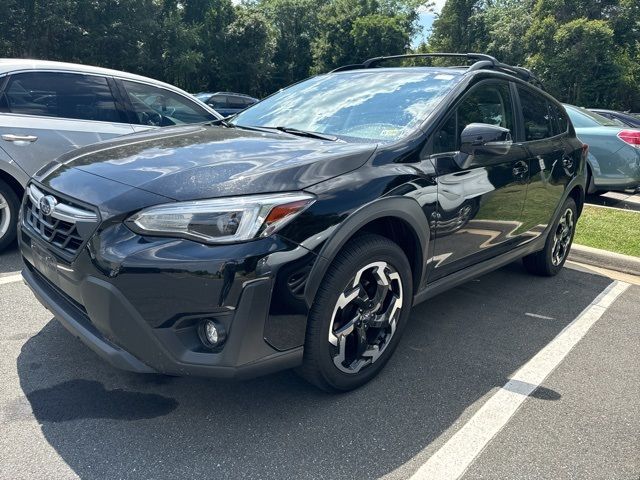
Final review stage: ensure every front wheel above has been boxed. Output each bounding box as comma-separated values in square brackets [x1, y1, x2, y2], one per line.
[523, 197, 577, 276]
[0, 179, 20, 252]
[298, 234, 413, 392]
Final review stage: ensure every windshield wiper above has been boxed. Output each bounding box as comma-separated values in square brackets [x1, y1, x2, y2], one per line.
[208, 117, 236, 128]
[264, 126, 338, 141]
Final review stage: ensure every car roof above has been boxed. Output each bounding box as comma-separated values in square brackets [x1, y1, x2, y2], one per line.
[0, 58, 185, 93]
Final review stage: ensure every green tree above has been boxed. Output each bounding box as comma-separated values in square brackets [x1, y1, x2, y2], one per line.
[351, 14, 412, 59]
[258, 0, 323, 91]
[155, 8, 204, 90]
[220, 7, 276, 96]
[429, 0, 482, 53]
[527, 18, 620, 106]
[195, 0, 236, 91]
[524, 0, 640, 108]
[476, 0, 534, 66]
[312, 0, 419, 73]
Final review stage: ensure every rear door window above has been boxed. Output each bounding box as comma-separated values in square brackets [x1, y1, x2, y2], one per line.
[208, 95, 228, 110]
[0, 72, 124, 123]
[122, 80, 215, 126]
[227, 96, 247, 110]
[517, 86, 554, 141]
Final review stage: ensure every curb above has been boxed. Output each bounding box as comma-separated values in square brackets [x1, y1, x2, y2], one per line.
[569, 244, 640, 276]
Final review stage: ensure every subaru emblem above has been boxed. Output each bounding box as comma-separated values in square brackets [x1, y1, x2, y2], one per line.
[39, 195, 57, 216]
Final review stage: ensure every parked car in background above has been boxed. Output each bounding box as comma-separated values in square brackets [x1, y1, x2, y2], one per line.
[564, 105, 640, 193]
[19, 53, 587, 392]
[194, 92, 259, 116]
[0, 59, 221, 251]
[588, 109, 640, 128]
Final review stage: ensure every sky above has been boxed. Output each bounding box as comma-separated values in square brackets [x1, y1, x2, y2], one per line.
[413, 0, 446, 47]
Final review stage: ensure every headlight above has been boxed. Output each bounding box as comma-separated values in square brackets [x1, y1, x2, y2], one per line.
[126, 192, 315, 244]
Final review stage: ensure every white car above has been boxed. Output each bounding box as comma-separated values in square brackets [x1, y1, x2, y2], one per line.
[0, 59, 221, 250]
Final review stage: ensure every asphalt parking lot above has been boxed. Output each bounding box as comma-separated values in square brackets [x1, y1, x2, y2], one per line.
[1, 244, 638, 480]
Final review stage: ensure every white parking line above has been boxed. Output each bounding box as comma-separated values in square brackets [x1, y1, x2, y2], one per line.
[524, 312, 555, 320]
[0, 273, 23, 285]
[409, 280, 630, 480]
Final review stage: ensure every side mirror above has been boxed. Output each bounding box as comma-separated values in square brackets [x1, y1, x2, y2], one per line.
[460, 123, 513, 156]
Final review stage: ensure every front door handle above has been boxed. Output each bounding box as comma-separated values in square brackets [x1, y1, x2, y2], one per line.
[2, 134, 38, 143]
[512, 161, 528, 178]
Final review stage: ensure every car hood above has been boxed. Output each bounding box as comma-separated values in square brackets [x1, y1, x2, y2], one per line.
[39, 125, 377, 201]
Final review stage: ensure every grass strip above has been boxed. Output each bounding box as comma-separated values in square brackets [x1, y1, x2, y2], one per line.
[575, 205, 640, 257]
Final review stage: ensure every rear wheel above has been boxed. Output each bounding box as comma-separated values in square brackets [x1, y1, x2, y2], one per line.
[298, 234, 413, 392]
[586, 165, 605, 195]
[0, 179, 19, 252]
[523, 197, 577, 276]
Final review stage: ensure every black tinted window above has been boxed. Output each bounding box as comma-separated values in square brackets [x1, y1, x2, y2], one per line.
[434, 81, 514, 154]
[122, 80, 215, 126]
[1, 72, 123, 122]
[227, 96, 247, 109]
[518, 87, 554, 141]
[208, 95, 228, 109]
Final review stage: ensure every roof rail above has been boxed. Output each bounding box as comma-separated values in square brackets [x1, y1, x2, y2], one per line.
[330, 53, 545, 90]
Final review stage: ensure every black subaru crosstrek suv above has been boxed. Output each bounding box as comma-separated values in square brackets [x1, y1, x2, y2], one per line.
[19, 54, 587, 391]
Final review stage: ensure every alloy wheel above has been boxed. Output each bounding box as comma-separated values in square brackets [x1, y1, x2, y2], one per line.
[0, 193, 11, 239]
[328, 261, 403, 374]
[551, 208, 574, 266]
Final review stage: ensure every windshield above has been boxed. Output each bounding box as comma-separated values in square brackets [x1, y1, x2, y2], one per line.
[564, 105, 623, 128]
[233, 69, 463, 141]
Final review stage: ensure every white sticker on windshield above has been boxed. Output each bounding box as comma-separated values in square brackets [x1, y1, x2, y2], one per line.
[434, 74, 455, 80]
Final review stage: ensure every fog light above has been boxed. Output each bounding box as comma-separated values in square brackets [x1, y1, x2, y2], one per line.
[198, 319, 226, 349]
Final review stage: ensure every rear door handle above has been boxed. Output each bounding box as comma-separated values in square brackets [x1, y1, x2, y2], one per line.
[2, 134, 38, 143]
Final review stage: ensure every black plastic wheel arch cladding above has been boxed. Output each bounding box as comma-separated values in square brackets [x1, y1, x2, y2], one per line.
[300, 196, 431, 309]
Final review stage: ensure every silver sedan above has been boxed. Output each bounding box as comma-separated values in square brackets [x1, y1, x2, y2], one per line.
[0, 59, 221, 251]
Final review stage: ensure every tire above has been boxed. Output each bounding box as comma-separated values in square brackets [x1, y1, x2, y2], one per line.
[523, 197, 577, 276]
[298, 234, 413, 392]
[0, 179, 20, 252]
[586, 165, 605, 195]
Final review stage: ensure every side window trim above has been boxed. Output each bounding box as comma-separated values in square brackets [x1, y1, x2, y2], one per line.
[510, 81, 526, 143]
[105, 77, 133, 124]
[0, 75, 8, 111]
[112, 77, 139, 124]
[554, 103, 570, 137]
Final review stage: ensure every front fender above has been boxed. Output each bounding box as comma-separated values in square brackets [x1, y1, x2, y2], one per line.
[0, 146, 30, 189]
[303, 196, 431, 307]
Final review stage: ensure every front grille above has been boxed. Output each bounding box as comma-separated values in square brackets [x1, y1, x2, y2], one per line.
[22, 184, 100, 259]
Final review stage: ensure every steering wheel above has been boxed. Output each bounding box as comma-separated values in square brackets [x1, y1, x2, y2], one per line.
[141, 111, 163, 127]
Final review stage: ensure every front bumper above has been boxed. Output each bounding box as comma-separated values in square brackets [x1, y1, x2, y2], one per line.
[19, 222, 312, 379]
